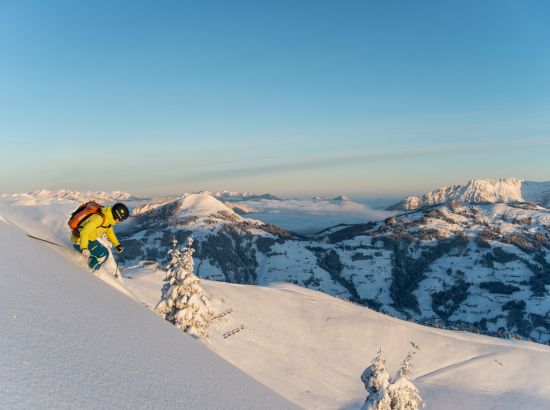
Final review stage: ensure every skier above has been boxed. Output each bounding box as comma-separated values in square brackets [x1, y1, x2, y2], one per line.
[70, 202, 129, 271]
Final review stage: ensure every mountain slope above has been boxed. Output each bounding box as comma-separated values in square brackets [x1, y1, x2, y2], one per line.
[388, 178, 550, 210]
[124, 265, 550, 410]
[0, 220, 296, 410]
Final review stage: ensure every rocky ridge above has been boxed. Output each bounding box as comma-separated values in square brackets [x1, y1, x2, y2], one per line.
[388, 178, 550, 210]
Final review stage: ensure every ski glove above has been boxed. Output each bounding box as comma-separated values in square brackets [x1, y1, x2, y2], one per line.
[81, 249, 91, 258]
[115, 245, 124, 254]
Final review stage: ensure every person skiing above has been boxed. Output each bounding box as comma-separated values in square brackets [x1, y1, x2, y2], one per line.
[70, 202, 129, 271]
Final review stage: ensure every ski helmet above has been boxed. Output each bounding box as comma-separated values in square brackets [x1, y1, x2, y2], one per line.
[112, 203, 129, 221]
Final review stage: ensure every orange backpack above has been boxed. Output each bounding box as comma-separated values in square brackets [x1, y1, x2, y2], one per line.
[68, 201, 106, 237]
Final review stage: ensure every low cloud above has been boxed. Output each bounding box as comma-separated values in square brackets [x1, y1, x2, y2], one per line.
[237, 197, 395, 234]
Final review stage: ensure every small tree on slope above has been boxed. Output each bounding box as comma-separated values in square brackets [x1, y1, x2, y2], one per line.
[361, 349, 392, 410]
[361, 349, 424, 410]
[388, 351, 424, 410]
[155, 238, 213, 338]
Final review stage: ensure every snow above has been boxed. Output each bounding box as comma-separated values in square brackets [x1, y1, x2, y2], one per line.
[0, 195, 76, 245]
[0, 219, 296, 409]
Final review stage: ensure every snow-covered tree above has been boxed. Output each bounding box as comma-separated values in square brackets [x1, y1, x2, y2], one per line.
[155, 238, 213, 338]
[160, 239, 182, 294]
[361, 348, 424, 410]
[361, 349, 392, 410]
[388, 351, 424, 410]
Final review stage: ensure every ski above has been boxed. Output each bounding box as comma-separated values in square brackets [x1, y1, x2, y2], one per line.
[27, 234, 121, 279]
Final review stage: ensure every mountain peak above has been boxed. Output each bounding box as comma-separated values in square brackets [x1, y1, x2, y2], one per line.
[175, 192, 237, 217]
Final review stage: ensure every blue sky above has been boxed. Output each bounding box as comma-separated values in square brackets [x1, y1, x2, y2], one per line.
[1, 0, 549, 197]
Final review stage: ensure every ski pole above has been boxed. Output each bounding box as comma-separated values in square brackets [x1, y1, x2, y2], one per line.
[26, 234, 63, 247]
[112, 251, 121, 278]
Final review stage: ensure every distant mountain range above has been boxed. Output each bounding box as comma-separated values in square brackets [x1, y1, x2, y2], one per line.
[388, 178, 550, 210]
[0, 190, 136, 205]
[312, 195, 351, 201]
[211, 191, 281, 202]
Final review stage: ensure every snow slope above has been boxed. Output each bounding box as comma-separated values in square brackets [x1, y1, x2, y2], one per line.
[0, 220, 296, 409]
[124, 267, 550, 410]
[389, 178, 550, 210]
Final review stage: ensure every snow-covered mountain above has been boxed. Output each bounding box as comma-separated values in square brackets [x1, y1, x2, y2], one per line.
[3, 201, 550, 409]
[388, 178, 550, 210]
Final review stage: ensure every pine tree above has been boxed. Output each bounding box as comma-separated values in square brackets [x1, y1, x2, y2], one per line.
[388, 351, 424, 410]
[361, 349, 392, 410]
[161, 239, 182, 295]
[155, 238, 213, 338]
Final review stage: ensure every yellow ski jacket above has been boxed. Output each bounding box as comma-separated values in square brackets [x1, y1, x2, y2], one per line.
[71, 206, 121, 250]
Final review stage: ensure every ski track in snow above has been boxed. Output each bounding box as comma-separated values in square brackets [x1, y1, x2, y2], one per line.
[415, 352, 499, 381]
